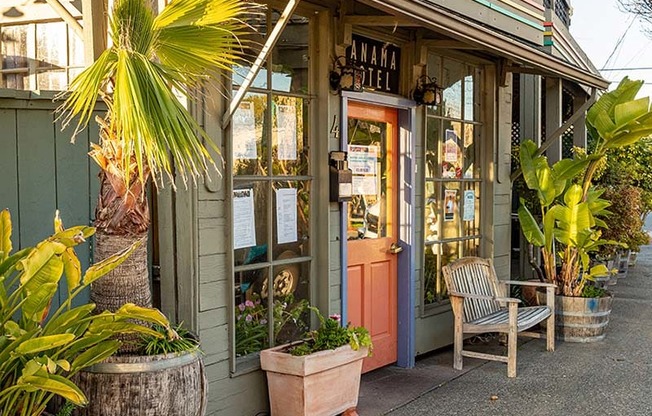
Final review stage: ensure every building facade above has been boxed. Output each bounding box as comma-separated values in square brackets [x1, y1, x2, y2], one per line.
[0, 0, 607, 415]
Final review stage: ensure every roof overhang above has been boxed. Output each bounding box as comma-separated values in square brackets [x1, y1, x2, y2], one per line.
[358, 0, 610, 90]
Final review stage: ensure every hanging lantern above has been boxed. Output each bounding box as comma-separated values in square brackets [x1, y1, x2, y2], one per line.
[412, 75, 442, 106]
[329, 56, 364, 93]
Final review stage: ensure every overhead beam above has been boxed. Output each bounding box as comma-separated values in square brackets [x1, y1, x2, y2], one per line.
[44, 0, 84, 40]
[223, 0, 300, 128]
[82, 0, 107, 64]
[342, 15, 413, 26]
[510, 89, 596, 182]
[421, 40, 481, 50]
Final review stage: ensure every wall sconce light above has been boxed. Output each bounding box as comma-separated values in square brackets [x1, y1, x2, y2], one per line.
[412, 75, 442, 106]
[329, 56, 364, 92]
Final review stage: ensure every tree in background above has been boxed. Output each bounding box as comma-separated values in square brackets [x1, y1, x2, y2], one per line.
[619, 0, 652, 34]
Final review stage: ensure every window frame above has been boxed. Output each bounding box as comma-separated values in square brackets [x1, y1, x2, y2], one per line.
[228, 9, 315, 375]
[420, 54, 485, 316]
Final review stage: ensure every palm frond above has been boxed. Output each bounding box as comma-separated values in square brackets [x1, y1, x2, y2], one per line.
[57, 0, 255, 188]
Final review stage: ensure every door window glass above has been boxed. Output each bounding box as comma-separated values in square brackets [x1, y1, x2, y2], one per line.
[347, 118, 390, 240]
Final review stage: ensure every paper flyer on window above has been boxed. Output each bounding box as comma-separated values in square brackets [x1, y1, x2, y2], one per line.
[233, 188, 256, 249]
[352, 175, 378, 196]
[276, 104, 297, 160]
[444, 189, 457, 222]
[276, 188, 298, 244]
[348, 145, 378, 175]
[463, 190, 475, 221]
[232, 102, 257, 160]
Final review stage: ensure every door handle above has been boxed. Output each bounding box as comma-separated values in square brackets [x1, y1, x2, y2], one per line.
[389, 243, 403, 254]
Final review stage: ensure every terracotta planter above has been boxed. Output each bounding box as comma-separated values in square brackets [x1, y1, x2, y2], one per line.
[537, 291, 613, 343]
[260, 343, 368, 416]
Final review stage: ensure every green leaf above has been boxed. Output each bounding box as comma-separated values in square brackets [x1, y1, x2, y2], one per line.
[614, 96, 649, 127]
[551, 158, 590, 182]
[70, 341, 121, 371]
[0, 209, 12, 261]
[605, 128, 652, 149]
[517, 203, 545, 247]
[592, 110, 617, 139]
[50, 226, 96, 248]
[22, 282, 59, 322]
[43, 304, 95, 335]
[589, 264, 609, 277]
[18, 373, 88, 406]
[0, 247, 32, 278]
[82, 238, 142, 285]
[18, 241, 66, 287]
[62, 248, 82, 294]
[15, 334, 76, 355]
[115, 303, 170, 327]
[62, 333, 113, 357]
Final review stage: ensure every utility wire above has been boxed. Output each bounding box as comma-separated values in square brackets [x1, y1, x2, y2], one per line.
[601, 15, 637, 70]
[601, 67, 652, 71]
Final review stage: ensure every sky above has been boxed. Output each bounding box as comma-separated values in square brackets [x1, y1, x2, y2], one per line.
[570, 0, 652, 97]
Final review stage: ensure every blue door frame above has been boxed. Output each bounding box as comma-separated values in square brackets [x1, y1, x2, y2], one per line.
[339, 92, 417, 368]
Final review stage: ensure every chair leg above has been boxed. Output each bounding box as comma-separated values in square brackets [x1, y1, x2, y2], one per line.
[546, 287, 555, 351]
[507, 303, 517, 378]
[451, 297, 464, 371]
[546, 314, 555, 351]
[453, 324, 463, 371]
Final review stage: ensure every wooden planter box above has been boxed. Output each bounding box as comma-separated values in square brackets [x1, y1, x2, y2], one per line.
[260, 343, 368, 416]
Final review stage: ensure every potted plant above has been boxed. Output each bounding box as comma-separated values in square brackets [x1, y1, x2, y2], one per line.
[260, 308, 372, 416]
[54, 0, 253, 414]
[0, 209, 172, 416]
[517, 77, 652, 342]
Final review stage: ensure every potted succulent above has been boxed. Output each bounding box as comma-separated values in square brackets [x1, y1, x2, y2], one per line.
[0, 209, 172, 416]
[260, 307, 372, 416]
[54, 0, 253, 414]
[517, 77, 652, 342]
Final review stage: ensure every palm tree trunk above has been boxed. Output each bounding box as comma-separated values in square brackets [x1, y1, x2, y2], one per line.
[91, 169, 152, 313]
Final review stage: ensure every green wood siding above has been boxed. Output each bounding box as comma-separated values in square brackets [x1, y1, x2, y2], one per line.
[0, 97, 101, 310]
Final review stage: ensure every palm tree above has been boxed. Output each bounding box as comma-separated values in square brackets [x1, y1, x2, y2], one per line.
[57, 0, 252, 317]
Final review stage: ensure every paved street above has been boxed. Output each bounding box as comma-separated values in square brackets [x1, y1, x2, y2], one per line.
[361, 245, 652, 416]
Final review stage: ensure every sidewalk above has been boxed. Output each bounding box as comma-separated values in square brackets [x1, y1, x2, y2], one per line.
[358, 245, 652, 416]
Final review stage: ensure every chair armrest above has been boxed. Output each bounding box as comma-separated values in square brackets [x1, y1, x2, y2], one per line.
[502, 280, 556, 288]
[449, 291, 522, 304]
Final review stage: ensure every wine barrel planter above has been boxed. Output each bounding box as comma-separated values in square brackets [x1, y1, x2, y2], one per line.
[74, 349, 207, 416]
[537, 292, 613, 343]
[617, 250, 630, 278]
[629, 251, 639, 268]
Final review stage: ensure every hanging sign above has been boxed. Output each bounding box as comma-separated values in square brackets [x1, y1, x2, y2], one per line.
[346, 34, 401, 94]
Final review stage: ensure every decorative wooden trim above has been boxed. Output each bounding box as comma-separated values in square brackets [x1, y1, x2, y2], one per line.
[472, 0, 545, 30]
[44, 0, 83, 39]
[342, 15, 413, 26]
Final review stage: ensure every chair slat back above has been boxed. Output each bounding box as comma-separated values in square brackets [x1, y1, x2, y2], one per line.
[442, 257, 502, 322]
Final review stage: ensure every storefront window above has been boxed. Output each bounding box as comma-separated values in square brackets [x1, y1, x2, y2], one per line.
[231, 11, 312, 369]
[422, 55, 483, 308]
[1, 21, 84, 90]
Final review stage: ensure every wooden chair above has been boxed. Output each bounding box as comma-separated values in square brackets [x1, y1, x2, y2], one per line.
[442, 257, 555, 377]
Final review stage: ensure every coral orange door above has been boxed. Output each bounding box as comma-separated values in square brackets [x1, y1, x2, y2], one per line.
[346, 102, 398, 373]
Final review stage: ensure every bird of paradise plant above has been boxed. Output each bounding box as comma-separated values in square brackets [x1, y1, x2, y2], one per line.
[518, 77, 652, 297]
